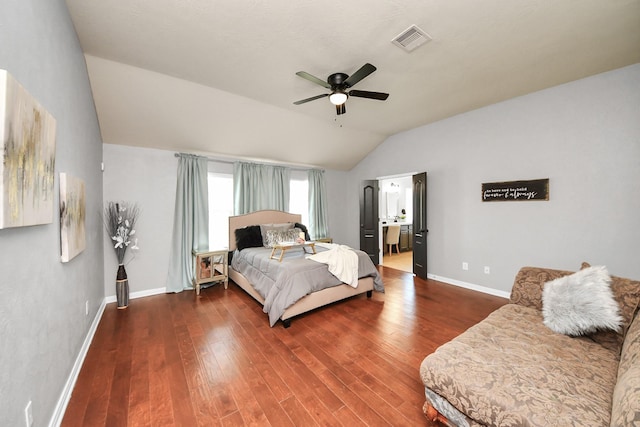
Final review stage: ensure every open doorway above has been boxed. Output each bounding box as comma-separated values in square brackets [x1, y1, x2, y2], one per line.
[378, 175, 413, 273]
[360, 172, 427, 278]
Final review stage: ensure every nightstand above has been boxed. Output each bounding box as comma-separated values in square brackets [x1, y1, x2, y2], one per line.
[315, 237, 333, 243]
[192, 248, 228, 295]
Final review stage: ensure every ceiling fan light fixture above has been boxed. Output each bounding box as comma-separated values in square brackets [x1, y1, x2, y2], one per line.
[294, 64, 388, 114]
[329, 92, 348, 105]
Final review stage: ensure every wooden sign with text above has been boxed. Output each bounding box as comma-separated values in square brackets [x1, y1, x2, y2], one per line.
[482, 179, 549, 202]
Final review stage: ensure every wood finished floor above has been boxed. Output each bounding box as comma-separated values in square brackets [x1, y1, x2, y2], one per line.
[62, 266, 507, 426]
[381, 251, 413, 273]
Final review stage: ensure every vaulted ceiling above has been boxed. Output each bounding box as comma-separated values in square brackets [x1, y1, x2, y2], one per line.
[65, 0, 640, 170]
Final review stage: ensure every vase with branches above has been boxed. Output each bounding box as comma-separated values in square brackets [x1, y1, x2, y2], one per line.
[104, 201, 140, 308]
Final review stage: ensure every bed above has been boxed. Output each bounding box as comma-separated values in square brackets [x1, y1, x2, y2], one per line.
[228, 210, 384, 327]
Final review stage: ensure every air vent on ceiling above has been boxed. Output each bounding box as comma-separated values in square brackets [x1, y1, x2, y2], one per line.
[391, 25, 432, 52]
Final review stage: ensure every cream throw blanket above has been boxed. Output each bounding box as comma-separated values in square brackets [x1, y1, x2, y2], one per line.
[307, 244, 359, 287]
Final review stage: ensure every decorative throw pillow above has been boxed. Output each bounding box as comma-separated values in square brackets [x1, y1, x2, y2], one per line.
[264, 228, 302, 248]
[260, 223, 293, 246]
[542, 265, 623, 336]
[234, 225, 263, 251]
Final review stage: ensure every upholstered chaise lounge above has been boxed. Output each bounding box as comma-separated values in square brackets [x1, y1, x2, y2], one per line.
[420, 265, 640, 426]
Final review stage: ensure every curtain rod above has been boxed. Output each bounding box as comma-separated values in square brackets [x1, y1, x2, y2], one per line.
[174, 152, 322, 172]
[174, 153, 234, 164]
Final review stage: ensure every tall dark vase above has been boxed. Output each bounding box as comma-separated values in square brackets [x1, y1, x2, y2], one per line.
[116, 264, 129, 309]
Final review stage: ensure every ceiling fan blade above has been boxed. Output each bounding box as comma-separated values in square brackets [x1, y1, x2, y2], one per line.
[336, 103, 346, 115]
[348, 89, 389, 101]
[295, 71, 331, 89]
[293, 93, 329, 105]
[344, 63, 376, 88]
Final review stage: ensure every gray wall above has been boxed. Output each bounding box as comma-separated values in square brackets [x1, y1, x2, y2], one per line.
[102, 144, 177, 296]
[324, 169, 350, 242]
[0, 1, 104, 426]
[345, 64, 640, 293]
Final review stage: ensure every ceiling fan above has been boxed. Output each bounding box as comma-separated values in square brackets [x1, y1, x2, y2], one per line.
[293, 63, 389, 115]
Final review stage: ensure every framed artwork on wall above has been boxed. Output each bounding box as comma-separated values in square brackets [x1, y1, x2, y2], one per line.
[0, 69, 57, 229]
[482, 179, 549, 202]
[60, 173, 86, 262]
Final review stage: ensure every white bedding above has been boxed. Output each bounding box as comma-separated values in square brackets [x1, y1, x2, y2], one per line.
[307, 244, 359, 287]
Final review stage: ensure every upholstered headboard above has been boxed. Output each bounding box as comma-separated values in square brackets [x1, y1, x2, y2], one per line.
[228, 210, 302, 251]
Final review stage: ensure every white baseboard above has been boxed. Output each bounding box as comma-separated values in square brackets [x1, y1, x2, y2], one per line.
[104, 287, 166, 304]
[48, 299, 107, 427]
[427, 273, 511, 299]
[49, 286, 165, 426]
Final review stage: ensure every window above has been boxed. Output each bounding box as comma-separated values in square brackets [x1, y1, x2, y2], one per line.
[289, 173, 309, 227]
[208, 171, 309, 249]
[207, 173, 234, 249]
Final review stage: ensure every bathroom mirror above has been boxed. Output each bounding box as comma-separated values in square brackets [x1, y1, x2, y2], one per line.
[386, 191, 399, 219]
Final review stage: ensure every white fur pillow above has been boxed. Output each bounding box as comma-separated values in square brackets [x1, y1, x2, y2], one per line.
[542, 265, 622, 336]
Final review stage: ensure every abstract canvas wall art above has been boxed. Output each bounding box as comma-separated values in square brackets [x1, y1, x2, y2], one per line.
[0, 69, 57, 229]
[60, 173, 86, 262]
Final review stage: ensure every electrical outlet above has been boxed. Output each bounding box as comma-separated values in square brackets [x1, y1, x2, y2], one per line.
[25, 400, 33, 427]
[462, 262, 469, 271]
[85, 300, 89, 316]
[484, 266, 490, 274]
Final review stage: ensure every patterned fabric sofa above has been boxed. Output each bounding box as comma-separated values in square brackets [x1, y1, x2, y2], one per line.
[420, 265, 640, 426]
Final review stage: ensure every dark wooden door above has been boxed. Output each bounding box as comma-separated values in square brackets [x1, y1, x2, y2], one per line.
[412, 172, 428, 279]
[359, 180, 379, 265]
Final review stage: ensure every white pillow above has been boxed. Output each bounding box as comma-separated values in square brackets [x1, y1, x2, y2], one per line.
[542, 265, 622, 336]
